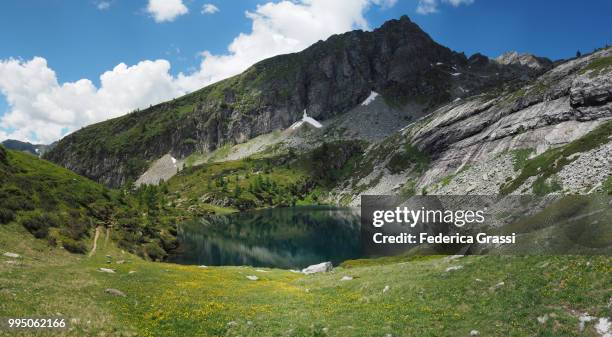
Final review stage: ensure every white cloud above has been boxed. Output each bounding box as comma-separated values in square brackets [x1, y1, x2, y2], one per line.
[96, 1, 111, 10]
[416, 0, 438, 14]
[177, 0, 381, 90]
[445, 0, 474, 6]
[146, 0, 188, 23]
[417, 0, 474, 14]
[201, 4, 219, 14]
[0, 0, 395, 143]
[372, 0, 398, 9]
[0, 58, 184, 143]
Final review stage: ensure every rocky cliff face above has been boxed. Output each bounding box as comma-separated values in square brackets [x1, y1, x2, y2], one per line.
[327, 47, 612, 204]
[45, 16, 544, 187]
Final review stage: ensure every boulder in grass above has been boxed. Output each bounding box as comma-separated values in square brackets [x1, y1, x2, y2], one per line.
[301, 262, 333, 274]
[246, 275, 259, 281]
[3, 252, 20, 258]
[98, 268, 116, 273]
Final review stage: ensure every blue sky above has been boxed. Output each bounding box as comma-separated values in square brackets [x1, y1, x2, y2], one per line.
[0, 0, 610, 143]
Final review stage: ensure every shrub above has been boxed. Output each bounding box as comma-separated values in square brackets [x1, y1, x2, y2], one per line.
[386, 144, 430, 174]
[144, 242, 167, 261]
[0, 208, 16, 224]
[61, 237, 88, 254]
[20, 212, 59, 239]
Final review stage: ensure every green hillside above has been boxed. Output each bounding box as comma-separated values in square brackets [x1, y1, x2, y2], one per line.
[0, 146, 177, 260]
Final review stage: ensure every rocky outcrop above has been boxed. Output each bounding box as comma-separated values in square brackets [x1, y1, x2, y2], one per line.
[330, 48, 612, 204]
[495, 51, 552, 70]
[45, 16, 543, 187]
[409, 48, 612, 189]
[302, 261, 333, 274]
[135, 154, 180, 187]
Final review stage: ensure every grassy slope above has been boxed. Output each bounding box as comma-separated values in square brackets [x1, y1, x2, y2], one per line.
[1, 227, 610, 337]
[0, 147, 178, 260]
[164, 140, 365, 214]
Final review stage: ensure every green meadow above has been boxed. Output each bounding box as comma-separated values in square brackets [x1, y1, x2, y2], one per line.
[1, 221, 610, 337]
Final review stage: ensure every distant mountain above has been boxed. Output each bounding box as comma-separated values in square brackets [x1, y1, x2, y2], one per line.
[45, 15, 548, 187]
[1, 139, 55, 157]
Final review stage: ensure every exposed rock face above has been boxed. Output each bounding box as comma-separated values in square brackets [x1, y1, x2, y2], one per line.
[495, 51, 552, 70]
[45, 16, 543, 187]
[135, 154, 180, 187]
[330, 48, 612, 204]
[407, 49, 612, 190]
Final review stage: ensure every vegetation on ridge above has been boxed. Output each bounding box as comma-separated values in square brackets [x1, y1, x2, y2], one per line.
[0, 146, 178, 260]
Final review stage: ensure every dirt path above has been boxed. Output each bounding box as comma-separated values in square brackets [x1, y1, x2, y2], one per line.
[89, 227, 102, 257]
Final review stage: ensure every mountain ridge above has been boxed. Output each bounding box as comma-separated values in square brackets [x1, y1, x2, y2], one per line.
[44, 15, 547, 187]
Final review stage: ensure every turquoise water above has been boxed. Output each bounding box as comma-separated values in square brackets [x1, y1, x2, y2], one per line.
[168, 206, 362, 269]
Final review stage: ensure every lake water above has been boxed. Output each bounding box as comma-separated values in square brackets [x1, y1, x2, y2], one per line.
[168, 206, 363, 269]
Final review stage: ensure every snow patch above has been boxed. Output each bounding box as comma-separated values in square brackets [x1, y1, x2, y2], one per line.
[451, 72, 462, 76]
[290, 110, 322, 129]
[290, 120, 304, 130]
[361, 91, 379, 106]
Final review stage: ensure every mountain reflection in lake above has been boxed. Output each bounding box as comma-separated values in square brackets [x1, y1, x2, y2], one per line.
[168, 206, 362, 269]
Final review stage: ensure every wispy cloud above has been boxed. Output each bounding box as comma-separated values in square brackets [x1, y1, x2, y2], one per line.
[96, 1, 111, 10]
[417, 0, 474, 15]
[201, 4, 219, 15]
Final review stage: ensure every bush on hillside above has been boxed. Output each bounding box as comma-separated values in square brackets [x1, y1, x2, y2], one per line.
[20, 212, 59, 239]
[61, 237, 88, 254]
[0, 208, 16, 224]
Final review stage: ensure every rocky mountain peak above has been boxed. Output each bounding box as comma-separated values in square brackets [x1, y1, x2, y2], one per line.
[495, 51, 552, 70]
[45, 16, 553, 187]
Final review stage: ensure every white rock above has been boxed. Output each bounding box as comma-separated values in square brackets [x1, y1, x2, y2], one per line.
[383, 285, 390, 293]
[537, 314, 549, 324]
[302, 262, 333, 274]
[198, 265, 208, 268]
[445, 265, 464, 272]
[579, 314, 595, 331]
[470, 330, 480, 336]
[98, 268, 116, 273]
[595, 317, 610, 337]
[246, 275, 259, 281]
[340, 276, 353, 281]
[3, 252, 20, 258]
